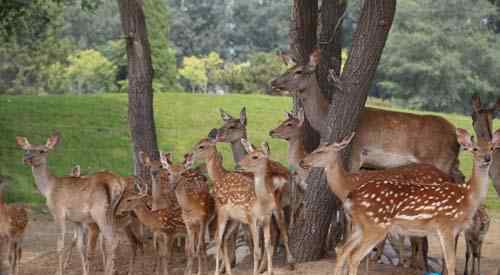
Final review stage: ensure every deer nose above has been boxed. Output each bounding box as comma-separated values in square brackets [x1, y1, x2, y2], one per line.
[269, 130, 274, 136]
[484, 155, 492, 163]
[299, 160, 305, 168]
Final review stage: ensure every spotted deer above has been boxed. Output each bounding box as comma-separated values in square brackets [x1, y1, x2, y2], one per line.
[299, 133, 455, 269]
[271, 49, 464, 184]
[325, 128, 500, 275]
[162, 152, 214, 275]
[117, 181, 186, 275]
[0, 177, 28, 275]
[191, 138, 294, 275]
[16, 133, 125, 275]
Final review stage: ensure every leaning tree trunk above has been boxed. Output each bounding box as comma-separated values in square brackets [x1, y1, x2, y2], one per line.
[291, 0, 397, 261]
[117, 0, 159, 184]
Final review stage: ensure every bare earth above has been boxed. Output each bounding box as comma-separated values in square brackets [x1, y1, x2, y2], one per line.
[9, 209, 500, 275]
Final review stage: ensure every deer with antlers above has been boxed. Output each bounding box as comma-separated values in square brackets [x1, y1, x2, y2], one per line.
[117, 178, 186, 275]
[191, 137, 294, 275]
[159, 151, 213, 275]
[304, 128, 499, 275]
[16, 133, 125, 275]
[0, 176, 28, 275]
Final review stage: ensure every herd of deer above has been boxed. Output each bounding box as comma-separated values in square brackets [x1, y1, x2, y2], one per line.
[1, 50, 500, 275]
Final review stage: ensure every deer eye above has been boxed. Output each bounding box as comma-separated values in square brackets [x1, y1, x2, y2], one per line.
[39, 150, 46, 154]
[286, 123, 293, 127]
[473, 147, 478, 152]
[294, 70, 303, 75]
[198, 146, 205, 149]
[252, 156, 258, 160]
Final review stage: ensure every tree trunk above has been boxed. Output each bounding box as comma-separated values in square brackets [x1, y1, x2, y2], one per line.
[290, 0, 397, 262]
[117, 0, 159, 184]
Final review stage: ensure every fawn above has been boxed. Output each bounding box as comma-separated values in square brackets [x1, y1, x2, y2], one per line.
[0, 176, 28, 275]
[322, 128, 500, 275]
[118, 181, 186, 275]
[162, 152, 213, 275]
[16, 132, 125, 275]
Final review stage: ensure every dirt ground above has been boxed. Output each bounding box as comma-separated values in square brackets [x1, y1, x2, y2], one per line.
[8, 210, 500, 275]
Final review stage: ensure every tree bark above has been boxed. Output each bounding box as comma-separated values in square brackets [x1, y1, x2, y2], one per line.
[117, 0, 159, 184]
[290, 0, 397, 261]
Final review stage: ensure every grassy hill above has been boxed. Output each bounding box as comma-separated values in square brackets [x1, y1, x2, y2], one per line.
[1, 93, 499, 209]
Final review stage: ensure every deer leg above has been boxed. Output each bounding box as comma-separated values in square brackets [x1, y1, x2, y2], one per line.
[347, 228, 387, 275]
[124, 225, 141, 275]
[464, 236, 471, 275]
[334, 224, 363, 275]
[272, 207, 295, 269]
[197, 220, 208, 275]
[249, 219, 261, 275]
[222, 221, 239, 275]
[55, 219, 68, 275]
[437, 230, 457, 275]
[164, 235, 174, 275]
[8, 241, 15, 275]
[215, 212, 229, 275]
[185, 224, 195, 275]
[263, 216, 273, 275]
[76, 225, 90, 275]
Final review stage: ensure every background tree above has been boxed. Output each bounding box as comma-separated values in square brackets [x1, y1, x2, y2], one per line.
[289, 0, 396, 261]
[117, 0, 160, 183]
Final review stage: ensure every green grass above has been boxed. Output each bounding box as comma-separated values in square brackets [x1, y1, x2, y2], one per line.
[1, 93, 499, 209]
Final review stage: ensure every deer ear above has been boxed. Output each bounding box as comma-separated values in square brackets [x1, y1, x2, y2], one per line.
[333, 132, 356, 150]
[240, 107, 247, 126]
[71, 165, 81, 177]
[306, 48, 320, 71]
[183, 153, 194, 169]
[140, 151, 152, 166]
[220, 108, 233, 121]
[278, 50, 296, 66]
[261, 142, 270, 157]
[46, 132, 60, 150]
[285, 111, 294, 120]
[16, 136, 31, 150]
[471, 95, 482, 113]
[456, 128, 474, 150]
[160, 152, 172, 169]
[241, 138, 254, 153]
[297, 109, 305, 127]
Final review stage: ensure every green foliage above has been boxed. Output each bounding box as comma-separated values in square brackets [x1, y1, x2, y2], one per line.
[144, 0, 177, 91]
[179, 55, 209, 92]
[377, 0, 500, 113]
[242, 52, 287, 93]
[46, 49, 116, 94]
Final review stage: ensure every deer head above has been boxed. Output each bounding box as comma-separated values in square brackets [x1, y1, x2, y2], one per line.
[117, 180, 149, 214]
[162, 152, 191, 192]
[457, 128, 500, 169]
[191, 138, 218, 163]
[215, 107, 247, 143]
[299, 132, 356, 169]
[238, 139, 271, 173]
[16, 132, 60, 167]
[270, 49, 320, 94]
[269, 109, 305, 140]
[471, 95, 500, 141]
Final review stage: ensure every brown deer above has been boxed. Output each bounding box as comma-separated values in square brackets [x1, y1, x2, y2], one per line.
[462, 95, 498, 275]
[16, 133, 125, 275]
[162, 152, 213, 275]
[0, 176, 28, 275]
[271, 49, 464, 184]
[66, 164, 144, 275]
[191, 138, 294, 275]
[321, 128, 500, 275]
[117, 181, 186, 275]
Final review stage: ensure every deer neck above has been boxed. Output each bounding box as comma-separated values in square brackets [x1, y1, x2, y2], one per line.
[31, 163, 56, 197]
[299, 75, 330, 132]
[206, 152, 227, 186]
[132, 202, 155, 227]
[324, 155, 350, 202]
[230, 136, 248, 167]
[252, 162, 274, 201]
[466, 161, 491, 212]
[287, 131, 306, 170]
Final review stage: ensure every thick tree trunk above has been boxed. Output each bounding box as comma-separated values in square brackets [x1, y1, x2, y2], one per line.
[290, 0, 396, 262]
[117, 0, 159, 183]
